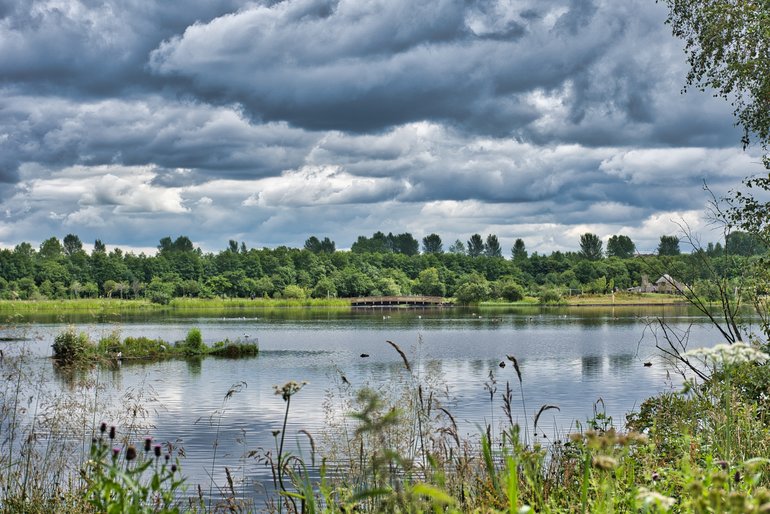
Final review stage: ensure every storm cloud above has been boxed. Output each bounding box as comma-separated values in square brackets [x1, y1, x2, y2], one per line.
[0, 0, 761, 254]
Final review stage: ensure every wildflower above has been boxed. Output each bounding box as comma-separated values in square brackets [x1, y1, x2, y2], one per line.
[109, 426, 116, 440]
[734, 470, 742, 483]
[144, 437, 152, 453]
[273, 380, 307, 401]
[112, 448, 121, 459]
[592, 455, 618, 470]
[165, 454, 170, 463]
[171, 464, 177, 473]
[652, 471, 660, 481]
[99, 422, 107, 434]
[637, 488, 676, 511]
[682, 343, 769, 368]
[125, 445, 137, 461]
[154, 445, 162, 458]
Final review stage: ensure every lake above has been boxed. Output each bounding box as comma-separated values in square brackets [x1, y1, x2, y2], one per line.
[1, 304, 718, 503]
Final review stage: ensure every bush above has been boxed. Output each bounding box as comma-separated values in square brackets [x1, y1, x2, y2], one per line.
[499, 280, 525, 302]
[52, 328, 91, 364]
[282, 285, 307, 299]
[182, 328, 203, 356]
[538, 288, 563, 304]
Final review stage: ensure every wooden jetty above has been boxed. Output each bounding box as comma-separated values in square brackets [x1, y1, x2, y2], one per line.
[350, 295, 448, 307]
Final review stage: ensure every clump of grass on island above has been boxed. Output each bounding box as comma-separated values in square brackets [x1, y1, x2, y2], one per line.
[52, 327, 258, 365]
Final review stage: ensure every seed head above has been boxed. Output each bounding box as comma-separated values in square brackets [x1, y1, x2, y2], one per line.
[144, 437, 152, 453]
[109, 426, 116, 440]
[125, 445, 137, 461]
[99, 422, 107, 434]
[171, 464, 177, 473]
[154, 445, 162, 458]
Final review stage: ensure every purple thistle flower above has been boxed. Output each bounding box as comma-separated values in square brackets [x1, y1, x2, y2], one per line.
[144, 437, 152, 453]
[171, 464, 177, 473]
[154, 445, 162, 458]
[100, 422, 107, 434]
[109, 426, 116, 440]
[112, 448, 121, 459]
[125, 445, 137, 461]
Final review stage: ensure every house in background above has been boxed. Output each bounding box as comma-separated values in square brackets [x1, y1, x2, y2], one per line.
[627, 274, 686, 294]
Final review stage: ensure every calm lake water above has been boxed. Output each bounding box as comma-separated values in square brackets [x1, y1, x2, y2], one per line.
[2, 305, 719, 502]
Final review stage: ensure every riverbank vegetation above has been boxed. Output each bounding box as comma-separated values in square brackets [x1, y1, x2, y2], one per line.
[0, 228, 764, 306]
[51, 326, 258, 365]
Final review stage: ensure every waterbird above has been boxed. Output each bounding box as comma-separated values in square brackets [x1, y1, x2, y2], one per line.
[643, 361, 652, 367]
[360, 353, 369, 358]
[499, 361, 506, 368]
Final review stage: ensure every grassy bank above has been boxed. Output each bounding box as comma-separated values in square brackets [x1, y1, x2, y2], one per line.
[0, 294, 693, 316]
[564, 292, 688, 305]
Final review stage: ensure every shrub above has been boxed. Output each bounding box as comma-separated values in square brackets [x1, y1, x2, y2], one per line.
[538, 288, 564, 305]
[282, 284, 307, 299]
[500, 280, 525, 302]
[182, 328, 203, 356]
[52, 328, 91, 364]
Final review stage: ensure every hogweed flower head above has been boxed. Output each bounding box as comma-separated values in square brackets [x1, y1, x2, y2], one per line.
[273, 380, 307, 401]
[637, 487, 676, 511]
[682, 343, 769, 368]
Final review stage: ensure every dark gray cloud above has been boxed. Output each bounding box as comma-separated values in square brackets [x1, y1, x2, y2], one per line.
[0, 0, 760, 254]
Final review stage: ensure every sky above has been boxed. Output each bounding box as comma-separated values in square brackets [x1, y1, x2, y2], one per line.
[0, 0, 764, 256]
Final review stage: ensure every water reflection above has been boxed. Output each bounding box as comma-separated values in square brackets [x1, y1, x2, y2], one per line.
[581, 355, 603, 377]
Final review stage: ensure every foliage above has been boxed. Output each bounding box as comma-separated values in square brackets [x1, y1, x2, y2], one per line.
[484, 234, 503, 257]
[606, 235, 636, 259]
[539, 288, 564, 304]
[512, 238, 527, 261]
[467, 234, 485, 257]
[454, 274, 490, 303]
[658, 235, 681, 256]
[421, 233, 443, 254]
[83, 426, 184, 513]
[51, 327, 92, 364]
[304, 236, 336, 254]
[182, 328, 204, 356]
[662, 0, 770, 164]
[579, 233, 603, 260]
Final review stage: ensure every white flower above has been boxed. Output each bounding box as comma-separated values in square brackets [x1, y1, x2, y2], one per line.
[682, 343, 769, 367]
[637, 487, 676, 510]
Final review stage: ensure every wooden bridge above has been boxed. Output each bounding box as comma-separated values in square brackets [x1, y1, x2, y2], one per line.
[350, 295, 448, 307]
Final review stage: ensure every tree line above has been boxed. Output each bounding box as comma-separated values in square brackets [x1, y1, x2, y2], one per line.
[0, 230, 764, 303]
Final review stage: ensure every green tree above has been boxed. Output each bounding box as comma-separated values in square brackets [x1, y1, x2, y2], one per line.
[483, 234, 502, 258]
[725, 230, 766, 256]
[39, 237, 63, 260]
[606, 235, 636, 259]
[579, 233, 603, 260]
[657, 235, 681, 256]
[422, 233, 443, 254]
[63, 234, 83, 257]
[512, 238, 527, 261]
[415, 267, 446, 297]
[467, 234, 484, 257]
[311, 277, 337, 298]
[93, 239, 106, 254]
[304, 236, 336, 253]
[448, 239, 466, 255]
[454, 274, 490, 303]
